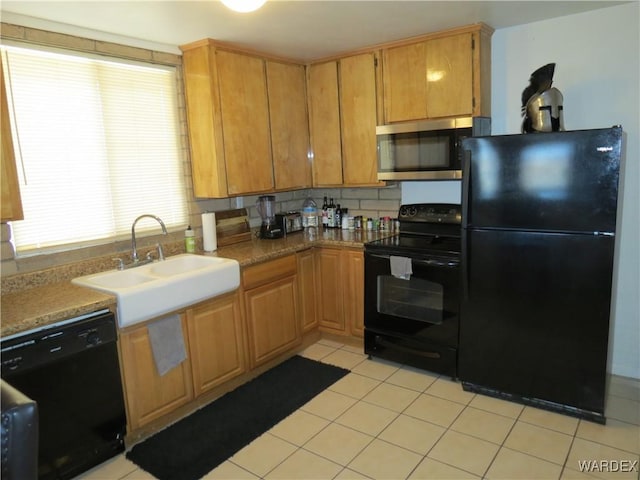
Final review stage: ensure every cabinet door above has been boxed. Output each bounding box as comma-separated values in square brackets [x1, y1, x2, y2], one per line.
[307, 61, 343, 186]
[244, 275, 301, 367]
[297, 248, 318, 333]
[382, 42, 428, 123]
[344, 249, 364, 337]
[119, 318, 194, 430]
[182, 43, 228, 198]
[186, 293, 246, 397]
[425, 32, 474, 118]
[217, 49, 274, 195]
[315, 248, 345, 333]
[339, 53, 379, 185]
[267, 61, 311, 190]
[1, 62, 23, 221]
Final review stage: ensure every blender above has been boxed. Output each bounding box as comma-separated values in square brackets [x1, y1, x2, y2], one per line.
[256, 195, 283, 239]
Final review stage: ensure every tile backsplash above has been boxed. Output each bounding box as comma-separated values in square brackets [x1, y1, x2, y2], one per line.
[212, 185, 403, 230]
[1, 185, 402, 277]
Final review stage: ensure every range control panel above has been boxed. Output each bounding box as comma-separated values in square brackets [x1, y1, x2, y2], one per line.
[398, 203, 462, 225]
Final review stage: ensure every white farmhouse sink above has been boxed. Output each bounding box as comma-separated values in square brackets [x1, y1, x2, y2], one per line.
[73, 254, 240, 328]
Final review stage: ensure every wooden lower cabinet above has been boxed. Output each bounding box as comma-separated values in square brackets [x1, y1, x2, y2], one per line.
[119, 316, 194, 431]
[242, 255, 302, 368]
[186, 292, 246, 397]
[297, 248, 318, 333]
[118, 248, 361, 432]
[344, 249, 365, 337]
[119, 292, 245, 430]
[315, 247, 364, 337]
[315, 247, 345, 333]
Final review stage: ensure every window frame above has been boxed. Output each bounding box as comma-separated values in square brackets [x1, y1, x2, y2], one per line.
[0, 36, 193, 259]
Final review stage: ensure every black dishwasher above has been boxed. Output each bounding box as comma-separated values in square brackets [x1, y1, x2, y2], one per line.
[1, 309, 126, 480]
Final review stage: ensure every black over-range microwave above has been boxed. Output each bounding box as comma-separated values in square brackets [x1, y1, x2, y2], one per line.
[376, 116, 491, 181]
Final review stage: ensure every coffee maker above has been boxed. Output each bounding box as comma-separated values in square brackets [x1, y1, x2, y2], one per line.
[256, 195, 283, 239]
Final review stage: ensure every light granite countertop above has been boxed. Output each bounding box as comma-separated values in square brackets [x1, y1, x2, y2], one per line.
[1, 228, 393, 337]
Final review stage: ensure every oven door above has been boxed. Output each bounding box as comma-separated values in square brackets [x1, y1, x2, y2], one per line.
[364, 251, 460, 376]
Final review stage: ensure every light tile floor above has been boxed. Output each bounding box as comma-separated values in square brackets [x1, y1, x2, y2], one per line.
[78, 338, 640, 480]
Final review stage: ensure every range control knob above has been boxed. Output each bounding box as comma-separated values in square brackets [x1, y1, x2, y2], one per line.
[407, 206, 418, 217]
[399, 206, 408, 217]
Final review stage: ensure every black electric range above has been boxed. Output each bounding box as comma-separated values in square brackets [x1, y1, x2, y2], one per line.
[364, 203, 462, 377]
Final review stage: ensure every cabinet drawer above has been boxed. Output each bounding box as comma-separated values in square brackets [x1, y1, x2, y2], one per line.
[242, 254, 297, 290]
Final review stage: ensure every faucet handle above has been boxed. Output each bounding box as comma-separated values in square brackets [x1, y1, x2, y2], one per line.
[145, 250, 155, 262]
[156, 243, 165, 261]
[112, 258, 124, 270]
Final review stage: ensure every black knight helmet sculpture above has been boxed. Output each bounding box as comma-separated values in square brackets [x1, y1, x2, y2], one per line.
[521, 63, 565, 133]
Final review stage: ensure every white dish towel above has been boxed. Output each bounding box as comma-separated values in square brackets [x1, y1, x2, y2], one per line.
[390, 255, 413, 280]
[147, 314, 187, 376]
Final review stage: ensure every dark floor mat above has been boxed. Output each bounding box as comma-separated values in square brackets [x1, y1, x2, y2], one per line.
[126, 355, 349, 480]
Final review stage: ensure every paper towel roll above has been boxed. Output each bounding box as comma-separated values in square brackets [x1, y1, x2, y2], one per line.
[202, 212, 217, 252]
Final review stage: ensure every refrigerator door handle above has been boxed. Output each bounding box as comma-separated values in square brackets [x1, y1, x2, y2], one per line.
[461, 229, 470, 302]
[461, 151, 471, 228]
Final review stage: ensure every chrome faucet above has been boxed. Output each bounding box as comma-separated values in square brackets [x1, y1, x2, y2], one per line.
[131, 214, 168, 264]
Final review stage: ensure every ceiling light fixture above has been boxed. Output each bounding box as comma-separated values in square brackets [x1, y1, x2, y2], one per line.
[221, 0, 267, 13]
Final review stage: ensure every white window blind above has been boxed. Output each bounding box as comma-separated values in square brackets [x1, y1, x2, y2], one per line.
[1, 44, 188, 255]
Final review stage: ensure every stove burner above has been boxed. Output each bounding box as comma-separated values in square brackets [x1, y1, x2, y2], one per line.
[366, 203, 462, 259]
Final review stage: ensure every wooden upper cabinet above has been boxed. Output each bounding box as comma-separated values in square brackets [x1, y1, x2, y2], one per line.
[1, 62, 24, 221]
[181, 41, 274, 197]
[266, 61, 311, 190]
[339, 52, 380, 186]
[383, 42, 429, 122]
[307, 61, 343, 186]
[182, 25, 491, 195]
[216, 50, 274, 195]
[382, 25, 493, 123]
[425, 32, 474, 119]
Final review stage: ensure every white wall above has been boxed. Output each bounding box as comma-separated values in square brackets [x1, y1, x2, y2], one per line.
[403, 2, 640, 379]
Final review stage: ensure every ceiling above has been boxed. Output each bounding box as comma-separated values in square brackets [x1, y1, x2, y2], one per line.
[0, 1, 627, 61]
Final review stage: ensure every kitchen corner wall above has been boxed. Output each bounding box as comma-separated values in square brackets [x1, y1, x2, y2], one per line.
[493, 3, 640, 381]
[0, 22, 404, 277]
[0, 22, 193, 277]
[400, 3, 640, 380]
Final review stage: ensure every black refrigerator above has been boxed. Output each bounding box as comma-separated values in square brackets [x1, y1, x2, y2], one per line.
[459, 126, 623, 424]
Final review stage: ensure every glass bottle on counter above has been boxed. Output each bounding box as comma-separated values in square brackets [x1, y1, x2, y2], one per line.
[327, 198, 336, 228]
[335, 204, 342, 229]
[321, 196, 328, 228]
[341, 208, 349, 230]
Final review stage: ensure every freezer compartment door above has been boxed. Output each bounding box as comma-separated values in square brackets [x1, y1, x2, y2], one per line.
[462, 127, 622, 233]
[459, 229, 614, 416]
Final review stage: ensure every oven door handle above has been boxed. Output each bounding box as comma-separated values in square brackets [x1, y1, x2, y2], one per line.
[369, 253, 459, 269]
